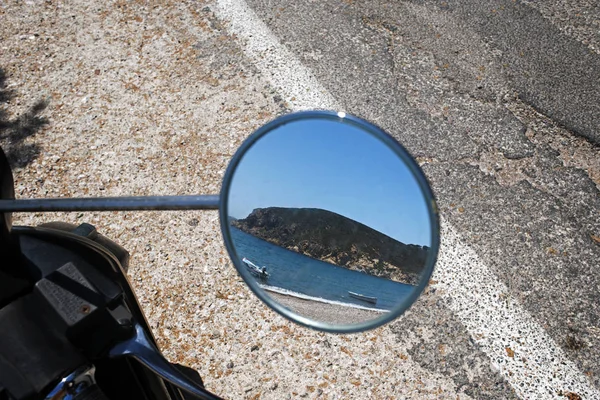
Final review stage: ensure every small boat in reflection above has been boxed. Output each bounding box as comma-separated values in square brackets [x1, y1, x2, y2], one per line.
[242, 257, 270, 279]
[348, 291, 377, 304]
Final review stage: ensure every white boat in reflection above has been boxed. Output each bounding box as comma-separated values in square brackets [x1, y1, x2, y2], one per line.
[242, 257, 270, 279]
[348, 291, 378, 304]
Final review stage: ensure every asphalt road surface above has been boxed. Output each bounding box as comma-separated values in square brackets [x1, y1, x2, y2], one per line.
[1, 0, 599, 398]
[213, 0, 600, 397]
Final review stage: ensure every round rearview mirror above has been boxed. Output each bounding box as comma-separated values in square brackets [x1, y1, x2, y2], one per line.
[220, 111, 440, 333]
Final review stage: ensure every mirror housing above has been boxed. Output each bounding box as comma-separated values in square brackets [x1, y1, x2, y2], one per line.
[220, 111, 440, 333]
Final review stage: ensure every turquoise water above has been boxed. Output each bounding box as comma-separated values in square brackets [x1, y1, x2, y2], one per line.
[230, 226, 414, 312]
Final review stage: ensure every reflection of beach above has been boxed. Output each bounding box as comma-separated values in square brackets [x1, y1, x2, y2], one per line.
[269, 291, 385, 325]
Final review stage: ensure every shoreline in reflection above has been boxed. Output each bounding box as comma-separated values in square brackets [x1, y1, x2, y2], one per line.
[232, 226, 414, 319]
[268, 290, 385, 326]
[231, 206, 429, 286]
[260, 284, 389, 313]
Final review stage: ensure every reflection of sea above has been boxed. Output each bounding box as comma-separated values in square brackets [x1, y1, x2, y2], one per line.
[231, 226, 414, 311]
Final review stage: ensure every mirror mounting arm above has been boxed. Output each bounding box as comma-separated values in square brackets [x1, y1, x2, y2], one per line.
[0, 195, 220, 212]
[110, 323, 224, 400]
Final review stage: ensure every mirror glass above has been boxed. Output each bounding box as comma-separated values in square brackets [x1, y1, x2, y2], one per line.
[221, 112, 438, 332]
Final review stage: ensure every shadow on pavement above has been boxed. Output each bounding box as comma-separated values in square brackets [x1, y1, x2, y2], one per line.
[0, 67, 49, 168]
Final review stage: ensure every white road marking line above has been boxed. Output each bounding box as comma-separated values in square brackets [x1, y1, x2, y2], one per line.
[212, 0, 600, 398]
[437, 222, 598, 399]
[213, 1, 339, 111]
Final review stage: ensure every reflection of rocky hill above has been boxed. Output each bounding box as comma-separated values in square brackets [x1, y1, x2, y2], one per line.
[231, 207, 429, 285]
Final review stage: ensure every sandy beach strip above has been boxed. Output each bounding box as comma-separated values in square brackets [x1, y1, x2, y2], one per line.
[268, 291, 386, 325]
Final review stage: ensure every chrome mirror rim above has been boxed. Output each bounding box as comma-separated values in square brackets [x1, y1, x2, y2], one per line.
[219, 110, 440, 333]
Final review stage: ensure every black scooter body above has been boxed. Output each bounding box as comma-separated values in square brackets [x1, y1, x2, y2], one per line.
[0, 146, 203, 400]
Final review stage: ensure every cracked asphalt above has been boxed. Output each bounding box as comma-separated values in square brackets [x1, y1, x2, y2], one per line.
[243, 0, 600, 395]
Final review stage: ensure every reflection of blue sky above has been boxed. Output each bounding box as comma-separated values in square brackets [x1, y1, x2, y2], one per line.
[228, 119, 432, 246]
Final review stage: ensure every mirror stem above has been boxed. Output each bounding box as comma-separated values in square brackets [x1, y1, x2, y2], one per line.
[110, 323, 224, 400]
[0, 195, 220, 212]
